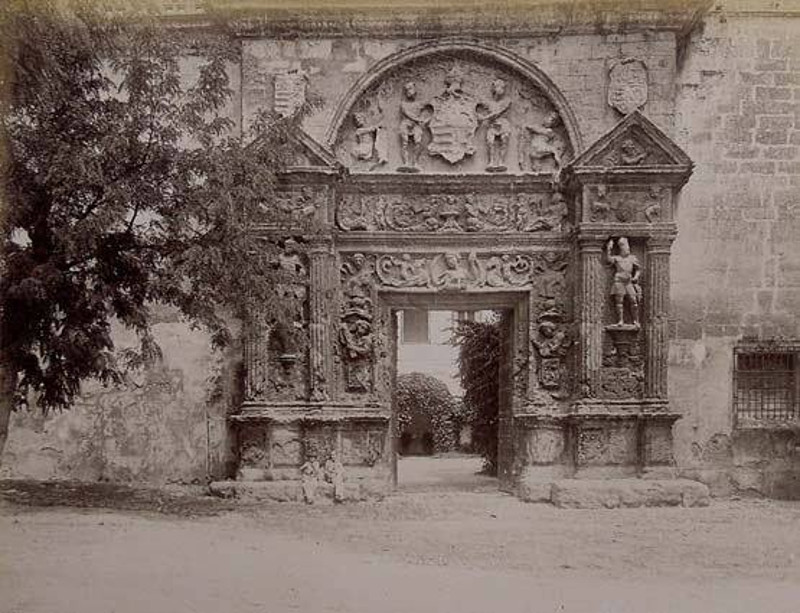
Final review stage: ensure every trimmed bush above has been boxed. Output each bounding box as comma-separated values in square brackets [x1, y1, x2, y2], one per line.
[396, 372, 461, 455]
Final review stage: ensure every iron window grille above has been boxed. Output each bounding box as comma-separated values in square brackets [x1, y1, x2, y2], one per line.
[733, 342, 800, 427]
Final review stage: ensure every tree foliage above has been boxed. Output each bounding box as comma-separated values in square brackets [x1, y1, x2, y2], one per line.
[396, 372, 462, 454]
[451, 318, 501, 474]
[0, 1, 308, 455]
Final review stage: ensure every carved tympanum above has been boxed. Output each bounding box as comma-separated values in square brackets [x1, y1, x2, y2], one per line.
[334, 54, 572, 173]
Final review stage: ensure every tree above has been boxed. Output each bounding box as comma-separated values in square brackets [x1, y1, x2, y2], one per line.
[451, 317, 501, 474]
[0, 1, 308, 459]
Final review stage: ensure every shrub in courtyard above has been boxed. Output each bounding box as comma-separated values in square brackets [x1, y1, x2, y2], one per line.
[451, 318, 501, 475]
[396, 372, 460, 454]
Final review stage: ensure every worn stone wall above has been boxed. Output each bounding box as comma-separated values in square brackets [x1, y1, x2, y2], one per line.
[243, 31, 677, 147]
[1, 311, 238, 483]
[671, 6, 800, 497]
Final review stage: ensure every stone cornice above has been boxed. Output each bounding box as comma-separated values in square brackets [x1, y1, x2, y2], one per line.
[200, 1, 711, 38]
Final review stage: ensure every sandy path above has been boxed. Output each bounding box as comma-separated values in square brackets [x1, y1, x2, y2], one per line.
[2, 493, 800, 613]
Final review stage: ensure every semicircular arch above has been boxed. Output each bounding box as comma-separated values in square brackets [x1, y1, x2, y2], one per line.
[325, 38, 583, 160]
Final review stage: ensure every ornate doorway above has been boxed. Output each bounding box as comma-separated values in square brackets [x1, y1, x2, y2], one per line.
[231, 42, 693, 501]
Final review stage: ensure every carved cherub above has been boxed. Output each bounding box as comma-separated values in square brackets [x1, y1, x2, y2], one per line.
[432, 252, 484, 289]
[533, 320, 570, 358]
[605, 237, 642, 327]
[619, 138, 646, 165]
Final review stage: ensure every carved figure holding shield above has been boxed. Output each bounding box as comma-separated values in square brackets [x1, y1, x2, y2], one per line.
[398, 81, 430, 172]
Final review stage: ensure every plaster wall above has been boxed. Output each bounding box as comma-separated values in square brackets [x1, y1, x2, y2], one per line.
[671, 9, 800, 497]
[1, 310, 238, 484]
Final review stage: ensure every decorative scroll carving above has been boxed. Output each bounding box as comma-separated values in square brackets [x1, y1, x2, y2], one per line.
[336, 192, 567, 233]
[605, 237, 641, 328]
[339, 254, 376, 393]
[274, 70, 307, 117]
[347, 251, 568, 291]
[597, 367, 644, 399]
[608, 58, 648, 116]
[333, 55, 573, 173]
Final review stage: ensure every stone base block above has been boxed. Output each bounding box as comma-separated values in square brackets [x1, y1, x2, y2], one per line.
[550, 478, 710, 509]
[517, 479, 553, 503]
[209, 479, 389, 503]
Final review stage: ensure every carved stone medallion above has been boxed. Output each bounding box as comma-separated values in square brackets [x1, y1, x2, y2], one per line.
[607, 58, 648, 115]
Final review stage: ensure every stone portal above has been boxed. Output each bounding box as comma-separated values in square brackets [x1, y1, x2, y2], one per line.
[229, 43, 693, 502]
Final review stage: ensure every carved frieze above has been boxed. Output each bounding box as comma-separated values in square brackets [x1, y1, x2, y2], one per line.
[259, 187, 323, 224]
[586, 184, 669, 224]
[596, 367, 644, 400]
[334, 55, 572, 173]
[339, 251, 567, 291]
[607, 58, 648, 116]
[336, 192, 568, 233]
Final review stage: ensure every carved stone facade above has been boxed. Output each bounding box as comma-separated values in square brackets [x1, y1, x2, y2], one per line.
[233, 42, 693, 497]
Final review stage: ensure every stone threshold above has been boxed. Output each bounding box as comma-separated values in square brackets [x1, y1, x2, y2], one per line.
[519, 477, 710, 508]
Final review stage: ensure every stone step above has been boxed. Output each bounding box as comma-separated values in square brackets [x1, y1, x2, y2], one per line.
[519, 478, 710, 508]
[209, 480, 387, 504]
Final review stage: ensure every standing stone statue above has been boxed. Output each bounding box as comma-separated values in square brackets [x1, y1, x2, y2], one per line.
[398, 81, 429, 172]
[482, 79, 512, 172]
[605, 237, 642, 327]
[300, 451, 322, 504]
[324, 451, 346, 503]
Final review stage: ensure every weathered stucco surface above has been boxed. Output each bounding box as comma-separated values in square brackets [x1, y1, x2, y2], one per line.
[1, 312, 237, 483]
[671, 10, 800, 497]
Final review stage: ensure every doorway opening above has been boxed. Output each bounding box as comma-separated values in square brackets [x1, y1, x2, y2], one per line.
[393, 307, 510, 493]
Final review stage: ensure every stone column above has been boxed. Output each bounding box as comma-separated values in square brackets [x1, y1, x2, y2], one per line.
[643, 237, 672, 400]
[243, 320, 268, 400]
[308, 239, 335, 402]
[578, 237, 604, 396]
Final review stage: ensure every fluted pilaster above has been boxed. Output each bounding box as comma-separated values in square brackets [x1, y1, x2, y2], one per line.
[578, 240, 604, 396]
[644, 239, 672, 399]
[308, 240, 335, 401]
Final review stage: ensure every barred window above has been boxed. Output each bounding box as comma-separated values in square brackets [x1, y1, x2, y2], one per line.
[733, 344, 800, 425]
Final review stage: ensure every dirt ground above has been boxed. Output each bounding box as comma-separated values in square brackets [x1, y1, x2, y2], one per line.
[2, 457, 800, 613]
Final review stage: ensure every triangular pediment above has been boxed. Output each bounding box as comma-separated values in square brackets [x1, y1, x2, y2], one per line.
[569, 111, 693, 173]
[250, 126, 343, 175]
[286, 128, 342, 173]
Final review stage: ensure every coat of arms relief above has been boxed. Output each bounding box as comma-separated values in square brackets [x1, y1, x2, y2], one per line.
[334, 57, 572, 174]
